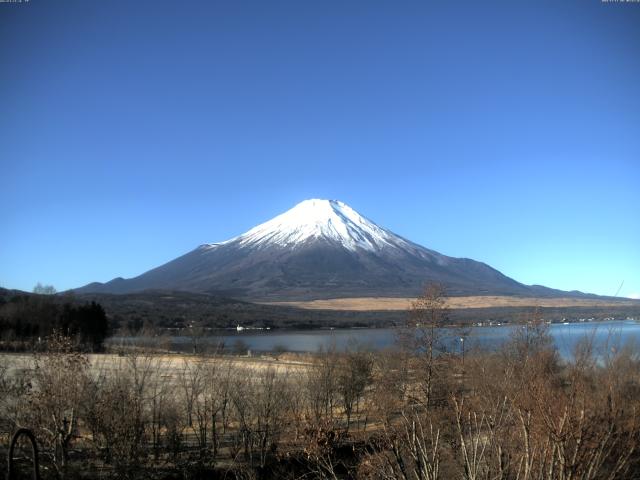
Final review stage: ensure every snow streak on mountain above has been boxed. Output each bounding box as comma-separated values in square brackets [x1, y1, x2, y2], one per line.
[77, 199, 573, 300]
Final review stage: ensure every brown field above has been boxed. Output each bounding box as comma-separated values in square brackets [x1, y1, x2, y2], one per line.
[0, 351, 313, 379]
[263, 295, 640, 311]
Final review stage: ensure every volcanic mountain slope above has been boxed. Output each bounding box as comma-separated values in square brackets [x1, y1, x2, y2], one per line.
[77, 199, 585, 300]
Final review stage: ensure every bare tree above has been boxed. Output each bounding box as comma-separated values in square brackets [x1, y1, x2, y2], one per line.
[378, 406, 442, 480]
[253, 366, 291, 467]
[26, 331, 89, 477]
[82, 352, 157, 475]
[372, 349, 410, 427]
[178, 357, 210, 456]
[401, 282, 449, 409]
[186, 321, 207, 355]
[229, 368, 255, 465]
[305, 346, 339, 424]
[337, 346, 373, 431]
[33, 282, 57, 295]
[201, 357, 233, 457]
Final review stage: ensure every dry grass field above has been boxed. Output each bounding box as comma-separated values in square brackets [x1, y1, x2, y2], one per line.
[264, 295, 640, 311]
[0, 351, 313, 380]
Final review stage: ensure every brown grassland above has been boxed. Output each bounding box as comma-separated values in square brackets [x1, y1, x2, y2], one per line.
[263, 295, 638, 311]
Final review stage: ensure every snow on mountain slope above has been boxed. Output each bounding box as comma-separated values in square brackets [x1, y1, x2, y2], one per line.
[75, 199, 580, 300]
[204, 199, 412, 252]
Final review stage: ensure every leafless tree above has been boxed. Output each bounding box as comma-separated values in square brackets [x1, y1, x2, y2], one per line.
[337, 346, 373, 432]
[253, 366, 291, 467]
[401, 282, 449, 409]
[377, 405, 442, 480]
[305, 346, 339, 424]
[26, 331, 89, 477]
[82, 352, 158, 476]
[32, 282, 57, 295]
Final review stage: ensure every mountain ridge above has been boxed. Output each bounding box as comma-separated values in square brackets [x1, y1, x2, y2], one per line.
[75, 199, 605, 300]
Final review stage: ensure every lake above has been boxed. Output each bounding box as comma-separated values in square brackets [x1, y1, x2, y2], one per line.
[114, 320, 640, 360]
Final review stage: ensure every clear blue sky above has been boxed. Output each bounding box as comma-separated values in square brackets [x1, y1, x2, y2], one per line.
[1, 0, 638, 298]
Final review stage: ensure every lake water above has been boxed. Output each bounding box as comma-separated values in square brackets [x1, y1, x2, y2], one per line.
[119, 320, 640, 360]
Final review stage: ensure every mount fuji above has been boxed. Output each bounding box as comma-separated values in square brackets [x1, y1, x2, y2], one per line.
[77, 199, 575, 300]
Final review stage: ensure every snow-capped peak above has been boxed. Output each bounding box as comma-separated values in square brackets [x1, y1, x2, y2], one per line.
[211, 199, 410, 252]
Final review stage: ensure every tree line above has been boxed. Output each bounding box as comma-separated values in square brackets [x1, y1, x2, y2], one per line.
[0, 288, 109, 351]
